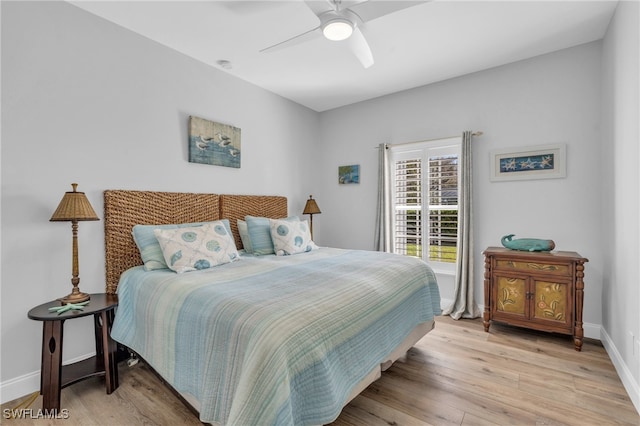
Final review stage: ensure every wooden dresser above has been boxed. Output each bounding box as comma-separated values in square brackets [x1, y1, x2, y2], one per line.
[482, 247, 588, 351]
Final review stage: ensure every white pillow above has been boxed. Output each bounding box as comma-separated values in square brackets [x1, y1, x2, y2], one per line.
[132, 219, 232, 271]
[269, 218, 318, 256]
[154, 222, 239, 273]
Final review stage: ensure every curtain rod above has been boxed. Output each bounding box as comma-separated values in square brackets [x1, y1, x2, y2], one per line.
[375, 131, 483, 149]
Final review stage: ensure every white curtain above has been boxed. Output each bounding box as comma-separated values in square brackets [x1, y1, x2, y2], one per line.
[374, 143, 392, 252]
[443, 131, 481, 319]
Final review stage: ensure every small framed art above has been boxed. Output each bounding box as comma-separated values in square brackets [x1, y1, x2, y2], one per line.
[189, 116, 241, 168]
[338, 165, 360, 184]
[490, 144, 566, 182]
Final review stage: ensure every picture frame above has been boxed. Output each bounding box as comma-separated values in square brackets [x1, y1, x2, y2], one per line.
[188, 116, 241, 168]
[338, 164, 360, 184]
[490, 144, 566, 182]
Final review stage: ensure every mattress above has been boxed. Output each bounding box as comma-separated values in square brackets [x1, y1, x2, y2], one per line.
[111, 247, 441, 425]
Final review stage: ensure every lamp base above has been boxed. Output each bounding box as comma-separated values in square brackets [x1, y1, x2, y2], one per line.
[60, 291, 91, 304]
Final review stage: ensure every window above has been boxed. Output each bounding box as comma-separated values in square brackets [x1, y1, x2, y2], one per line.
[389, 137, 461, 270]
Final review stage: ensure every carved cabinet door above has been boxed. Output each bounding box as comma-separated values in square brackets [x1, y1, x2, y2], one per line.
[493, 275, 527, 319]
[531, 279, 572, 331]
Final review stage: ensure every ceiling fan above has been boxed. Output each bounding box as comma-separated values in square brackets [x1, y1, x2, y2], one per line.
[260, 0, 427, 69]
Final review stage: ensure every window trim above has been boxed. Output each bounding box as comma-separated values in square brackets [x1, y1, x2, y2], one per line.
[388, 137, 462, 272]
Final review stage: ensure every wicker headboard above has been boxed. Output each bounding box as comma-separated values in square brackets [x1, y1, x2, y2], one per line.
[104, 190, 287, 294]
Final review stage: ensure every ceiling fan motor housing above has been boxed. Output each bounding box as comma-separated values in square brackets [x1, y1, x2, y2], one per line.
[320, 9, 359, 41]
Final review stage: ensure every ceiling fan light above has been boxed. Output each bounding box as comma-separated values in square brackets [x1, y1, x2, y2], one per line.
[322, 18, 353, 41]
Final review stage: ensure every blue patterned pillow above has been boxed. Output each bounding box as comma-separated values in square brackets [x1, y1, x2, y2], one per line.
[132, 219, 231, 271]
[245, 215, 299, 256]
[269, 218, 318, 256]
[154, 222, 238, 273]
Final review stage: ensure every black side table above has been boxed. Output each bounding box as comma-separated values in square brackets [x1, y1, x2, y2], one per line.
[28, 293, 119, 411]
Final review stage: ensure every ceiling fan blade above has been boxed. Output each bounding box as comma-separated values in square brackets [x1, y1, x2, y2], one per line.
[304, 0, 335, 17]
[347, 27, 373, 68]
[349, 0, 428, 23]
[260, 26, 321, 53]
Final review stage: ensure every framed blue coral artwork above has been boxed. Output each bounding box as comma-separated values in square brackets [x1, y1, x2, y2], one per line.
[189, 116, 241, 168]
[338, 165, 360, 184]
[490, 144, 566, 182]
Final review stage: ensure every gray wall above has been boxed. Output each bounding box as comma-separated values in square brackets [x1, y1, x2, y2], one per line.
[601, 0, 640, 410]
[1, 1, 319, 401]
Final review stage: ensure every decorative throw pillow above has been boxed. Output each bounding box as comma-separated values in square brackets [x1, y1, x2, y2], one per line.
[269, 218, 318, 256]
[153, 222, 238, 273]
[133, 220, 231, 271]
[245, 215, 299, 256]
[237, 220, 253, 253]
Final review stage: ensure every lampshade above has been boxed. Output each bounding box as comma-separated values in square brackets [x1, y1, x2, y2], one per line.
[322, 18, 353, 41]
[303, 196, 321, 215]
[50, 183, 99, 222]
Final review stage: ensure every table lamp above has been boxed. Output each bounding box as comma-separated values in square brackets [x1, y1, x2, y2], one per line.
[302, 195, 321, 240]
[50, 183, 99, 304]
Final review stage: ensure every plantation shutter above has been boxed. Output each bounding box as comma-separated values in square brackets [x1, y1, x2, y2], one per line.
[390, 140, 461, 269]
[394, 157, 422, 257]
[428, 154, 459, 263]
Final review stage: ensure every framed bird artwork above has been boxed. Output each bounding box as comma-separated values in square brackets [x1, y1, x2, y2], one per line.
[188, 116, 241, 168]
[338, 164, 360, 184]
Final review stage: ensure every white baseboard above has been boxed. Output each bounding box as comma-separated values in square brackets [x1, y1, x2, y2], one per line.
[583, 322, 601, 340]
[0, 370, 40, 405]
[0, 352, 95, 405]
[440, 298, 454, 312]
[600, 327, 640, 415]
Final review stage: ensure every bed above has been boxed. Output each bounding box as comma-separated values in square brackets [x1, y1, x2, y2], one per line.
[104, 190, 441, 425]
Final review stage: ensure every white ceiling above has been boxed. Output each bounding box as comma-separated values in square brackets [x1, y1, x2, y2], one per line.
[68, 0, 618, 112]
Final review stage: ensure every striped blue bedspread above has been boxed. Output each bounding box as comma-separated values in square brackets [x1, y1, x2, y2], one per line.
[111, 247, 440, 425]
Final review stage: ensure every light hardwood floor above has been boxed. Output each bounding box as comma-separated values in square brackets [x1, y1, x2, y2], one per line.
[3, 316, 638, 425]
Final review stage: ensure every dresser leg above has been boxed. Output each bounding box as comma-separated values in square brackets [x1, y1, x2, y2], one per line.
[574, 337, 583, 351]
[574, 261, 586, 351]
[483, 312, 491, 332]
[41, 320, 64, 411]
[483, 255, 492, 332]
